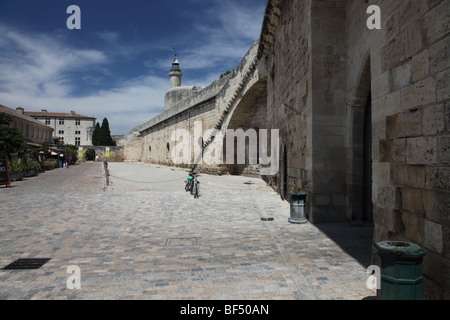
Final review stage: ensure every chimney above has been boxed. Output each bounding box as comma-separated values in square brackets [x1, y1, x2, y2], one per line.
[71, 110, 75, 115]
[16, 107, 24, 114]
[41, 109, 47, 112]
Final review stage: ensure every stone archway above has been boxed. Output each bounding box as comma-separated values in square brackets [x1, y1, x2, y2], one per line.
[222, 79, 268, 176]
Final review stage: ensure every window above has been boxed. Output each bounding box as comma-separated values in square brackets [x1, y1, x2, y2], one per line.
[58, 137, 64, 142]
[45, 118, 51, 125]
[75, 131, 81, 135]
[75, 119, 81, 126]
[59, 119, 65, 125]
[75, 137, 81, 146]
[59, 130, 64, 135]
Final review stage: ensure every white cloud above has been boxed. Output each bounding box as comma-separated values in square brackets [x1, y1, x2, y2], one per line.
[154, 0, 264, 74]
[0, 75, 167, 135]
[0, 24, 166, 135]
[0, 1, 265, 135]
[0, 24, 108, 98]
[94, 31, 120, 43]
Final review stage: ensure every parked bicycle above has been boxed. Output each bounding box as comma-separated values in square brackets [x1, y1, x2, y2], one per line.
[185, 170, 200, 199]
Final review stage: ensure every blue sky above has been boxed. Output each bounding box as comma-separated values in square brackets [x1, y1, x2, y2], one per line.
[0, 0, 266, 134]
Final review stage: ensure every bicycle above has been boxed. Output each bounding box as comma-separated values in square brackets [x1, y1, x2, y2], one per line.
[185, 170, 194, 192]
[185, 170, 200, 199]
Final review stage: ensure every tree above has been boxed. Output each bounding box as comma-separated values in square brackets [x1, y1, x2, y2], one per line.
[99, 118, 116, 146]
[0, 113, 28, 160]
[85, 148, 95, 161]
[220, 70, 232, 79]
[92, 122, 101, 146]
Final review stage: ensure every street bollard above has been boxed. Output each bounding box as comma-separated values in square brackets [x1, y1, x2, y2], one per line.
[375, 241, 427, 300]
[288, 193, 308, 224]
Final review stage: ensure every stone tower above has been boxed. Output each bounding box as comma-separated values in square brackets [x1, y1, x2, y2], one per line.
[164, 54, 196, 111]
[169, 54, 182, 89]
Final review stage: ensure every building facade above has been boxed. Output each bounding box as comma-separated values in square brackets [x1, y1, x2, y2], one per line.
[0, 105, 54, 146]
[25, 109, 96, 146]
[122, 0, 449, 299]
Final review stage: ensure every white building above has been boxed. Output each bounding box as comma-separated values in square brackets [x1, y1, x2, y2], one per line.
[24, 109, 96, 146]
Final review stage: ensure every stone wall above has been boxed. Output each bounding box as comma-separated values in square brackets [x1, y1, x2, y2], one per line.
[124, 41, 264, 176]
[79, 146, 124, 162]
[122, 0, 449, 298]
[262, 0, 312, 202]
[258, 0, 449, 298]
[369, 0, 450, 299]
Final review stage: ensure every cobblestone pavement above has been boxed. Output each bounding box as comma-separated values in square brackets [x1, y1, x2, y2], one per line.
[0, 162, 376, 300]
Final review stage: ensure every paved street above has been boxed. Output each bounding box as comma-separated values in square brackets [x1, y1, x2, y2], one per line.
[0, 161, 375, 300]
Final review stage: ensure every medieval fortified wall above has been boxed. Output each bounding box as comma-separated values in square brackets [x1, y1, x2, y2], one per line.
[122, 0, 449, 299]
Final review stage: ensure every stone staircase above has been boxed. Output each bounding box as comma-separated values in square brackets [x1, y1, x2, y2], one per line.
[190, 58, 259, 173]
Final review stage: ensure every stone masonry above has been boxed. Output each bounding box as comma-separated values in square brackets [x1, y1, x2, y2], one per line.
[122, 0, 449, 299]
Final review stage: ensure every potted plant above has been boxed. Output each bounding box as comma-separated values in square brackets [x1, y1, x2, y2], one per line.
[24, 158, 38, 177]
[8, 155, 24, 181]
[44, 158, 58, 171]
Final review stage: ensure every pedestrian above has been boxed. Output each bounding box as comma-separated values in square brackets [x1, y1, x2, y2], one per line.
[65, 156, 70, 168]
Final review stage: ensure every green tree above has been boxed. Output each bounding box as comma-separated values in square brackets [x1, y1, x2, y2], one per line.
[92, 122, 101, 146]
[0, 113, 28, 160]
[99, 118, 116, 146]
[85, 148, 95, 161]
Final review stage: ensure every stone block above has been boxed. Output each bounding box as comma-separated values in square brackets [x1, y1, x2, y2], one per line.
[445, 102, 450, 132]
[392, 164, 426, 189]
[423, 250, 450, 299]
[379, 139, 407, 163]
[392, 138, 407, 163]
[400, 77, 436, 110]
[399, 0, 422, 29]
[437, 136, 450, 164]
[406, 136, 438, 165]
[372, 71, 392, 100]
[424, 219, 444, 254]
[423, 190, 450, 223]
[386, 209, 405, 234]
[387, 110, 423, 139]
[385, 90, 402, 116]
[400, 187, 425, 214]
[402, 211, 425, 243]
[392, 62, 412, 91]
[373, 162, 391, 185]
[376, 184, 398, 209]
[383, 34, 407, 70]
[436, 69, 450, 102]
[430, 36, 450, 74]
[423, 104, 445, 136]
[411, 50, 430, 82]
[426, 166, 450, 190]
[405, 21, 423, 57]
[385, 10, 399, 41]
[423, 0, 450, 45]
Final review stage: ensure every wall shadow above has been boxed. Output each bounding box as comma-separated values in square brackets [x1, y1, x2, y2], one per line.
[314, 222, 374, 269]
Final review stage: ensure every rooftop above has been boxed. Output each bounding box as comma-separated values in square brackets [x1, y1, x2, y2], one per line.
[24, 109, 96, 120]
[0, 104, 54, 129]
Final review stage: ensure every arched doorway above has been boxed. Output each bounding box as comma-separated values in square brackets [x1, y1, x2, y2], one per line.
[348, 56, 373, 223]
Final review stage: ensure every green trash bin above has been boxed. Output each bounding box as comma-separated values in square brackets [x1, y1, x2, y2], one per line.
[375, 241, 427, 300]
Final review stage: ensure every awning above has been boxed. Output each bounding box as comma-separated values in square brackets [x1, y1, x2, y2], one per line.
[26, 142, 46, 148]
